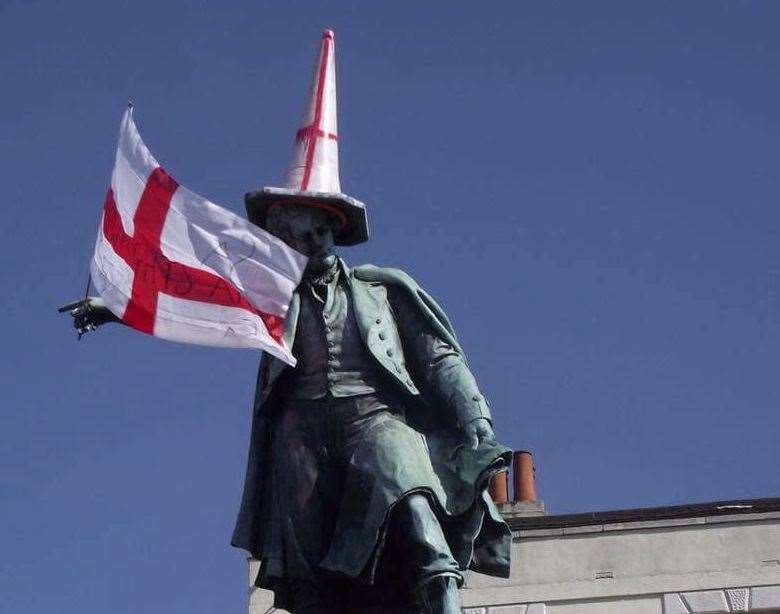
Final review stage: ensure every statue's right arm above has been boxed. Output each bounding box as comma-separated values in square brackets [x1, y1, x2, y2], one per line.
[58, 296, 123, 336]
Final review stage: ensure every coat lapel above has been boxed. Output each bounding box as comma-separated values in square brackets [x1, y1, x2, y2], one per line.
[264, 290, 300, 390]
[347, 265, 384, 344]
[283, 291, 301, 349]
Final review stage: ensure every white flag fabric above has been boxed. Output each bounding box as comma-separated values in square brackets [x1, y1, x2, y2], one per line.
[91, 108, 307, 365]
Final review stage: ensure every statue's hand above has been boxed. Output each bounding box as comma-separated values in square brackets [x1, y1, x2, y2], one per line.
[464, 418, 495, 450]
[58, 296, 119, 337]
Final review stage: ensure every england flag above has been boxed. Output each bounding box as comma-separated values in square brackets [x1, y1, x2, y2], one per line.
[90, 107, 306, 365]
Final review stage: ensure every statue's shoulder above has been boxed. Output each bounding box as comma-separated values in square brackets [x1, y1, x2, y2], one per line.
[352, 263, 463, 354]
[351, 263, 420, 292]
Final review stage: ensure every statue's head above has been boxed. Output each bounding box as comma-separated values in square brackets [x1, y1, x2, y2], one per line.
[265, 202, 339, 274]
[246, 192, 368, 250]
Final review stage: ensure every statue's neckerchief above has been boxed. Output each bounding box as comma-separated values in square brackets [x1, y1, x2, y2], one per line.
[306, 259, 339, 304]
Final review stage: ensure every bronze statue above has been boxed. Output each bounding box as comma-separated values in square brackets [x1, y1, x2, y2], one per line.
[64, 30, 512, 614]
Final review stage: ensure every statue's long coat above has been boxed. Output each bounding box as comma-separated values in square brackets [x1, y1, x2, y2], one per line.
[231, 262, 512, 584]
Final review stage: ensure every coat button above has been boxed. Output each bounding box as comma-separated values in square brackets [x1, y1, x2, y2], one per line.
[376, 318, 382, 324]
[472, 394, 480, 402]
[378, 332, 386, 340]
[386, 348, 393, 357]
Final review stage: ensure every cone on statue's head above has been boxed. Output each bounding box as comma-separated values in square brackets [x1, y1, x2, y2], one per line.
[245, 30, 369, 246]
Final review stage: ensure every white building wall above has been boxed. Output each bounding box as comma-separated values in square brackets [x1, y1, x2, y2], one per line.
[248, 511, 780, 613]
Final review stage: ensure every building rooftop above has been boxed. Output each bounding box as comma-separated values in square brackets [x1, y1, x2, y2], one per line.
[506, 496, 780, 532]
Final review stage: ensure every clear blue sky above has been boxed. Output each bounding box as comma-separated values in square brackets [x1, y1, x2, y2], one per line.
[2, 2, 779, 612]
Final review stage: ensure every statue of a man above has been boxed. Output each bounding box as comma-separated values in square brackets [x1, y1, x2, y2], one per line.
[68, 30, 512, 614]
[71, 200, 511, 613]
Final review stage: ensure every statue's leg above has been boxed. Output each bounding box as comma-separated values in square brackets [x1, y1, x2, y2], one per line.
[391, 493, 462, 614]
[288, 579, 344, 614]
[273, 399, 347, 613]
[417, 575, 460, 614]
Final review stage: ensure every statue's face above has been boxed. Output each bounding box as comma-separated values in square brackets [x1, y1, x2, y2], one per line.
[265, 203, 338, 274]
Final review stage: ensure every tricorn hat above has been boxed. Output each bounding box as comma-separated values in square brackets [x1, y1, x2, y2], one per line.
[245, 30, 368, 246]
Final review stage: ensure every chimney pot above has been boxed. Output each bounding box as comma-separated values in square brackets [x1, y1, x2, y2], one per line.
[513, 450, 537, 502]
[488, 470, 509, 504]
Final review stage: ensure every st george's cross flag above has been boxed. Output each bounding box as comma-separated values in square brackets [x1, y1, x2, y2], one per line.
[90, 107, 307, 365]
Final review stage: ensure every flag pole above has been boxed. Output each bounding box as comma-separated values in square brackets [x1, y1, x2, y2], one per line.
[80, 99, 134, 332]
[77, 269, 94, 339]
[57, 99, 135, 336]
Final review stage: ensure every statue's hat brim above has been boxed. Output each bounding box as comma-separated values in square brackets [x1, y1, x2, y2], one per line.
[245, 187, 369, 247]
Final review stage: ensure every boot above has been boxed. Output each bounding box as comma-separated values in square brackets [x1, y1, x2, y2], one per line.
[417, 575, 461, 614]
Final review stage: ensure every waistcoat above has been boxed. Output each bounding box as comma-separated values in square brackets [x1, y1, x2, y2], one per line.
[284, 271, 383, 399]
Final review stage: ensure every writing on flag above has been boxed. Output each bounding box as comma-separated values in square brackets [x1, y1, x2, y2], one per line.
[91, 107, 307, 365]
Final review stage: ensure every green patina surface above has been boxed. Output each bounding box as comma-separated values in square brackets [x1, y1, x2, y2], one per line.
[231, 257, 512, 610]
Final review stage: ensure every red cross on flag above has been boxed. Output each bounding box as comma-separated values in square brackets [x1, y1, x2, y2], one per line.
[90, 107, 307, 365]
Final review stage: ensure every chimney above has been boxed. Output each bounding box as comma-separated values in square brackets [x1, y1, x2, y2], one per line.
[494, 450, 546, 519]
[513, 450, 537, 502]
[488, 470, 509, 504]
